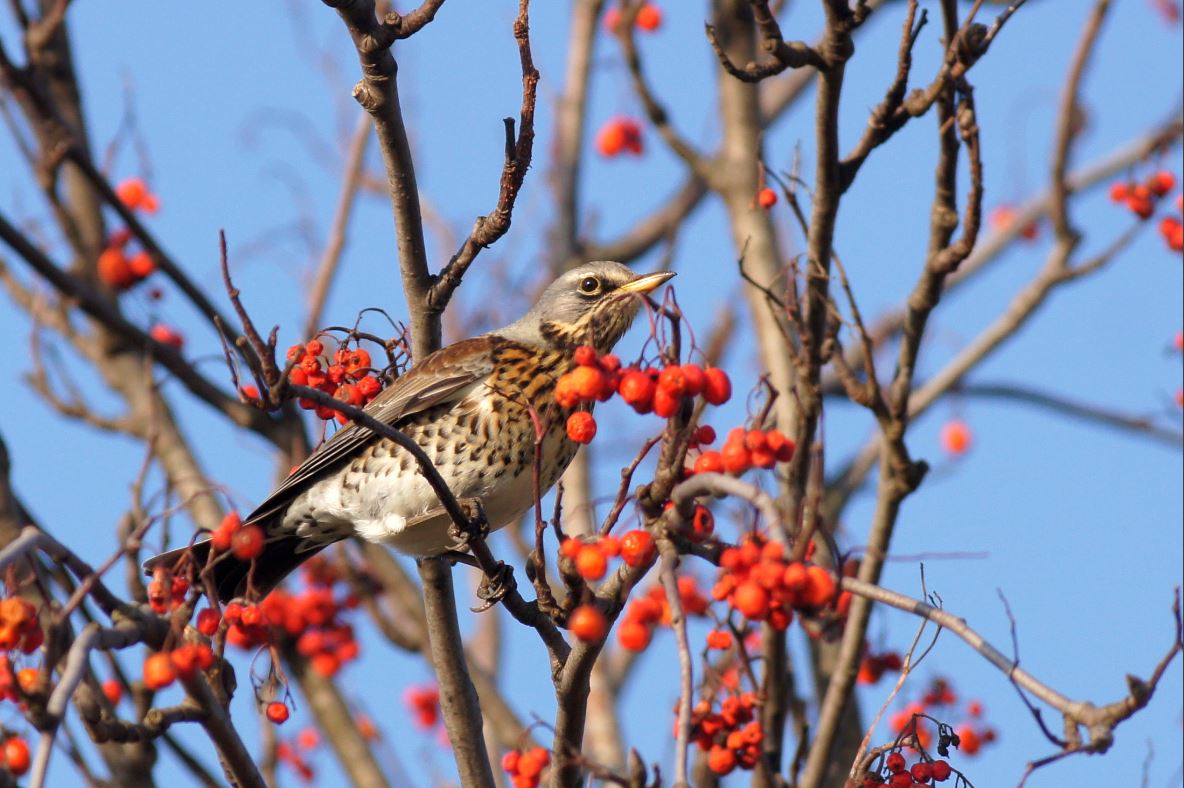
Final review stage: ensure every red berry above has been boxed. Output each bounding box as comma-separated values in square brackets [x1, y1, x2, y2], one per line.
[573, 345, 598, 366]
[757, 187, 778, 208]
[596, 119, 627, 157]
[733, 582, 769, 620]
[115, 177, 148, 208]
[694, 424, 716, 444]
[129, 251, 156, 279]
[568, 604, 607, 642]
[98, 248, 136, 290]
[618, 370, 656, 412]
[680, 364, 705, 396]
[720, 441, 751, 474]
[707, 744, 736, 775]
[617, 619, 652, 651]
[1149, 169, 1175, 196]
[657, 366, 688, 397]
[3, 738, 30, 776]
[911, 761, 933, 782]
[143, 653, 176, 690]
[266, 701, 290, 724]
[940, 420, 972, 455]
[652, 385, 681, 418]
[702, 368, 732, 405]
[885, 752, 906, 772]
[196, 608, 221, 637]
[689, 505, 714, 542]
[102, 678, 123, 705]
[149, 324, 184, 350]
[620, 530, 656, 567]
[1108, 181, 1129, 203]
[693, 450, 724, 474]
[574, 545, 608, 580]
[231, 524, 265, 560]
[566, 412, 597, 443]
[930, 760, 952, 781]
[635, 3, 662, 31]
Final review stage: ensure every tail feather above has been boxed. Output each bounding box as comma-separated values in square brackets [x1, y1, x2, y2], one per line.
[143, 534, 330, 604]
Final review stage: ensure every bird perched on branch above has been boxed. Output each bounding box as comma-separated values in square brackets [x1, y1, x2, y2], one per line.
[145, 262, 673, 602]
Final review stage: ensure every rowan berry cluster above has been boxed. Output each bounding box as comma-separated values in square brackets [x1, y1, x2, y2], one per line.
[691, 426, 794, 475]
[1, 736, 30, 778]
[988, 203, 1040, 241]
[603, 3, 662, 33]
[891, 678, 995, 756]
[616, 576, 710, 651]
[711, 535, 847, 630]
[687, 693, 764, 776]
[1109, 170, 1175, 220]
[0, 597, 44, 654]
[860, 751, 956, 787]
[560, 528, 655, 581]
[97, 228, 157, 292]
[556, 346, 733, 443]
[142, 643, 216, 690]
[857, 649, 904, 685]
[208, 511, 265, 561]
[595, 117, 644, 158]
[146, 569, 190, 615]
[403, 683, 441, 730]
[501, 746, 551, 788]
[222, 558, 361, 678]
[287, 339, 384, 423]
[115, 177, 161, 214]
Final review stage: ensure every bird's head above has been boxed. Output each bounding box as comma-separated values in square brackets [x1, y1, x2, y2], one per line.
[496, 261, 675, 353]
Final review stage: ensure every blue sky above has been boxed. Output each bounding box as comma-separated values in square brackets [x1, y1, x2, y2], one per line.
[1, 1, 1181, 786]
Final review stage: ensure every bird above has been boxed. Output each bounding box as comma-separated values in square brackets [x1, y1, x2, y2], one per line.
[145, 262, 674, 603]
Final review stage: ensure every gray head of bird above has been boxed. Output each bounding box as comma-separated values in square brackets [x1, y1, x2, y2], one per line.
[495, 261, 674, 353]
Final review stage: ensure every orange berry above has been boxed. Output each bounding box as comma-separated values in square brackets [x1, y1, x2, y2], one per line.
[635, 3, 662, 30]
[115, 177, 148, 208]
[702, 368, 732, 405]
[129, 251, 156, 279]
[720, 441, 751, 474]
[757, 187, 777, 209]
[143, 652, 176, 690]
[618, 370, 656, 412]
[517, 747, 550, 778]
[266, 701, 290, 724]
[733, 582, 769, 620]
[501, 750, 521, 774]
[766, 429, 795, 462]
[98, 247, 136, 290]
[657, 366, 688, 397]
[744, 430, 768, 451]
[196, 607, 220, 636]
[693, 450, 724, 474]
[16, 668, 38, 694]
[3, 737, 30, 776]
[1148, 170, 1175, 196]
[939, 419, 972, 455]
[102, 678, 123, 705]
[596, 120, 627, 157]
[707, 744, 736, 775]
[573, 345, 598, 366]
[800, 565, 837, 608]
[620, 530, 656, 567]
[574, 544, 608, 580]
[617, 619, 652, 651]
[652, 385, 681, 418]
[231, 524, 265, 560]
[705, 629, 733, 650]
[566, 411, 597, 443]
[1109, 181, 1129, 203]
[568, 365, 606, 400]
[958, 725, 982, 755]
[568, 604, 607, 642]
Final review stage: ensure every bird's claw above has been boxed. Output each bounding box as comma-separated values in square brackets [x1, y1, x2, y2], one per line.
[472, 562, 515, 612]
[449, 498, 489, 550]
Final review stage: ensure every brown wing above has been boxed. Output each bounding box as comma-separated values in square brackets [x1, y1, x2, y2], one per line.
[244, 337, 496, 524]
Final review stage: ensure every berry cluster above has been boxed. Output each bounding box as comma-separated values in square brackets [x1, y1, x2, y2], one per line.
[988, 203, 1040, 241]
[146, 569, 190, 615]
[287, 339, 385, 423]
[149, 323, 185, 350]
[142, 643, 216, 690]
[97, 228, 157, 292]
[687, 693, 764, 776]
[115, 177, 160, 214]
[501, 746, 551, 788]
[617, 576, 710, 651]
[1109, 170, 1175, 220]
[554, 347, 733, 444]
[223, 558, 361, 678]
[595, 117, 644, 158]
[2, 737, 29, 777]
[403, 684, 441, 730]
[603, 3, 662, 33]
[711, 535, 846, 630]
[209, 512, 265, 561]
[692, 426, 795, 475]
[890, 678, 995, 755]
[560, 528, 655, 581]
[0, 597, 43, 654]
[857, 649, 904, 685]
[860, 751, 955, 787]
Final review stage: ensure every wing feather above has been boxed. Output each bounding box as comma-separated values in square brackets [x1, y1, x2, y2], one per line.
[244, 338, 495, 524]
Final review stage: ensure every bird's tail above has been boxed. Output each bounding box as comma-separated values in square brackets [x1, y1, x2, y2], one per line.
[143, 532, 330, 604]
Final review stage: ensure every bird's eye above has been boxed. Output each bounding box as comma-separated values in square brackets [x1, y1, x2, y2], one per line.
[578, 276, 602, 295]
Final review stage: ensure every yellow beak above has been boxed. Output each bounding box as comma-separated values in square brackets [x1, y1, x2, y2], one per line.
[618, 270, 675, 294]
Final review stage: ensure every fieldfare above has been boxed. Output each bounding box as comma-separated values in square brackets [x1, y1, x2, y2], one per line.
[147, 262, 673, 602]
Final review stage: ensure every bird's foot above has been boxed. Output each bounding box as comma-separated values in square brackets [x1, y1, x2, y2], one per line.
[473, 561, 515, 612]
[448, 498, 490, 550]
